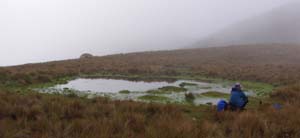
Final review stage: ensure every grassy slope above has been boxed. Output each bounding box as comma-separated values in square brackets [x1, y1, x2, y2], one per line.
[1, 44, 300, 137]
[1, 44, 300, 86]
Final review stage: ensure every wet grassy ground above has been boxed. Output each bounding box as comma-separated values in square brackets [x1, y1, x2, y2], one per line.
[27, 73, 274, 108]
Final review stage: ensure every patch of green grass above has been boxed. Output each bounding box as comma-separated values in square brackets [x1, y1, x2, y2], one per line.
[240, 81, 274, 97]
[246, 96, 269, 109]
[158, 86, 187, 92]
[179, 82, 198, 87]
[146, 89, 172, 94]
[138, 95, 171, 102]
[201, 91, 230, 98]
[119, 90, 130, 94]
[29, 76, 76, 89]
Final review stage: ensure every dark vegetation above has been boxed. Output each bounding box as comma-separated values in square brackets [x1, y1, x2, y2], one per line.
[185, 92, 196, 103]
[158, 86, 187, 93]
[201, 91, 230, 98]
[119, 90, 131, 94]
[1, 44, 300, 137]
[179, 82, 198, 87]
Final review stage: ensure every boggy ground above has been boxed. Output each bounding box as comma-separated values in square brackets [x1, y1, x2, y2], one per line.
[0, 85, 300, 138]
[1, 45, 300, 137]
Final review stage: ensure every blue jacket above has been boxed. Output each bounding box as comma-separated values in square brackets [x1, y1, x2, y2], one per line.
[229, 88, 248, 108]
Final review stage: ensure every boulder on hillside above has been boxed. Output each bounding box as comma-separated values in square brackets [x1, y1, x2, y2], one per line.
[80, 53, 94, 59]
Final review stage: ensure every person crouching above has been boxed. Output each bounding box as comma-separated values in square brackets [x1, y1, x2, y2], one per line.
[229, 83, 248, 111]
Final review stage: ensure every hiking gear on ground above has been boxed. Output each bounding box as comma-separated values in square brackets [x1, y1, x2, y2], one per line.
[273, 103, 282, 110]
[217, 100, 228, 112]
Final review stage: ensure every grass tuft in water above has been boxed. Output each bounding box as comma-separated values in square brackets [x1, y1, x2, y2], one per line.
[158, 86, 187, 92]
[119, 90, 130, 94]
[201, 91, 230, 98]
[185, 92, 196, 104]
[138, 95, 171, 102]
[147, 86, 187, 94]
[146, 89, 171, 94]
[179, 82, 198, 87]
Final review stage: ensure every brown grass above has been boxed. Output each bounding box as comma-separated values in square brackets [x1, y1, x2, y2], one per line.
[1, 44, 300, 86]
[0, 91, 206, 138]
[1, 44, 300, 137]
[1, 86, 300, 138]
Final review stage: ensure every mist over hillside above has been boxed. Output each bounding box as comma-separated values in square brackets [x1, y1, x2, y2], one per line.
[1, 0, 293, 66]
[192, 2, 300, 47]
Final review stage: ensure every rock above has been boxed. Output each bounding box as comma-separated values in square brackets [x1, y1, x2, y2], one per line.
[80, 53, 93, 59]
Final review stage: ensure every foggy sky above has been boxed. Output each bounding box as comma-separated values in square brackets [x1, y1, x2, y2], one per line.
[0, 0, 296, 66]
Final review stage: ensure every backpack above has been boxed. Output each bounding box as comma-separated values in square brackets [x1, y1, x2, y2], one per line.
[217, 100, 228, 112]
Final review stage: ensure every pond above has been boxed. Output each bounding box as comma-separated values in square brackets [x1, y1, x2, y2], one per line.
[38, 78, 254, 105]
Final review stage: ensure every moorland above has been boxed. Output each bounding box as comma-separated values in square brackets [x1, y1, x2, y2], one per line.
[1, 44, 300, 138]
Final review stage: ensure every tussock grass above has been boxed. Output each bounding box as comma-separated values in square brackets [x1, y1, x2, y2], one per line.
[1, 45, 300, 137]
[0, 91, 204, 138]
[1, 86, 300, 138]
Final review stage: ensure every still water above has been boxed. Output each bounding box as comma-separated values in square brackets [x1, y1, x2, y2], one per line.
[39, 78, 252, 105]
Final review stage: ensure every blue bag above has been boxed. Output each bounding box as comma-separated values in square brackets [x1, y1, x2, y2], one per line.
[217, 100, 228, 112]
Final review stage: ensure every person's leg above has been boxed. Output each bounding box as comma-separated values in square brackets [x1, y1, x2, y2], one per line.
[230, 105, 238, 111]
[240, 102, 248, 110]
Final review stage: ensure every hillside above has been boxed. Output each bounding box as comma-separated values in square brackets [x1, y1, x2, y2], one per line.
[1, 44, 300, 86]
[1, 45, 300, 137]
[193, 2, 300, 47]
